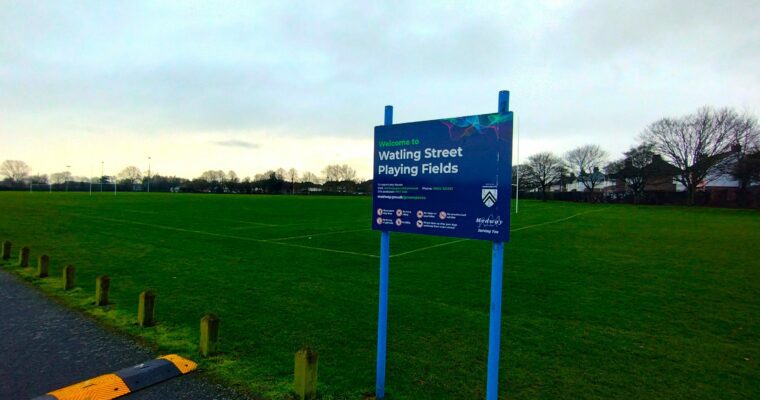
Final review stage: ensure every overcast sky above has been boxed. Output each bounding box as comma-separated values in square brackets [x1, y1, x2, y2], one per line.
[1, 0, 758, 180]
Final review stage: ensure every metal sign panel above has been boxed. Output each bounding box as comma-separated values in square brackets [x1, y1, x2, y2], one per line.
[372, 112, 514, 241]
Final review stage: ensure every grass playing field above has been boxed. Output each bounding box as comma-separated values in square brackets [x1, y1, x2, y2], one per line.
[0, 192, 758, 399]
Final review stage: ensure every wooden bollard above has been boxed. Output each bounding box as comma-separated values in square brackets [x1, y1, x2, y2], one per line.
[62, 265, 75, 290]
[294, 347, 318, 400]
[138, 291, 156, 327]
[37, 255, 49, 278]
[95, 275, 110, 306]
[1, 241, 10, 260]
[199, 314, 220, 357]
[18, 246, 30, 267]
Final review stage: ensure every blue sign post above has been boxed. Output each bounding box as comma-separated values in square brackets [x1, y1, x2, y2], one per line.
[375, 105, 393, 400]
[373, 91, 514, 399]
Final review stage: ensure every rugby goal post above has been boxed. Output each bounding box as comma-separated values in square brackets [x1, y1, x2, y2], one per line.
[94, 182, 118, 195]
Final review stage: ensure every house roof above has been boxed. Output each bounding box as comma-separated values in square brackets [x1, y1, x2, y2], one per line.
[642, 155, 681, 176]
[611, 155, 680, 179]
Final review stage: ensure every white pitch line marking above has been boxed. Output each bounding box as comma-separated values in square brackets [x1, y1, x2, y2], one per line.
[228, 225, 273, 231]
[391, 207, 608, 258]
[70, 207, 607, 261]
[390, 238, 470, 258]
[73, 214, 378, 259]
[509, 207, 607, 232]
[275, 218, 368, 228]
[123, 209, 159, 215]
[217, 218, 278, 227]
[268, 228, 371, 241]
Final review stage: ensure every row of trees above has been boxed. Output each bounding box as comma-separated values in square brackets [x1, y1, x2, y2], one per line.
[519, 107, 760, 204]
[518, 144, 609, 200]
[184, 164, 361, 194]
[0, 160, 364, 194]
[5, 106, 758, 203]
[0, 160, 98, 187]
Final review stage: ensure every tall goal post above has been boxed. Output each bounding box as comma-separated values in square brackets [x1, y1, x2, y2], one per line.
[91, 182, 118, 195]
[99, 182, 118, 195]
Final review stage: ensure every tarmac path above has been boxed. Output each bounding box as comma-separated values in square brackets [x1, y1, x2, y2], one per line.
[0, 270, 251, 400]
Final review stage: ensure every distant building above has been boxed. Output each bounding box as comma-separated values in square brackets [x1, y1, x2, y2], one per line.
[575, 167, 614, 192]
[612, 154, 680, 193]
[698, 176, 740, 192]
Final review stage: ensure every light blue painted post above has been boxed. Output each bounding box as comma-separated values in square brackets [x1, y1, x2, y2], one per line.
[486, 90, 509, 400]
[498, 90, 509, 114]
[486, 241, 504, 399]
[376, 105, 393, 399]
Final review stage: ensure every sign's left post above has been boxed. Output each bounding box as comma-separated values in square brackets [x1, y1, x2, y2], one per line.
[375, 105, 393, 400]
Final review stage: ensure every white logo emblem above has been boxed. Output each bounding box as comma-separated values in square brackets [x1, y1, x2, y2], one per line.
[482, 187, 498, 207]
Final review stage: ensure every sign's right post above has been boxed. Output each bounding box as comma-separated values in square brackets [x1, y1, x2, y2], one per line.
[486, 90, 510, 400]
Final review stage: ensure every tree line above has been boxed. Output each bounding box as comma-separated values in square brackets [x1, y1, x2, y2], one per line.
[0, 162, 369, 194]
[3, 106, 758, 203]
[518, 106, 759, 204]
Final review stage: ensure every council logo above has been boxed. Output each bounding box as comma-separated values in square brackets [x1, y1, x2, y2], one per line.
[481, 184, 498, 208]
[476, 215, 503, 228]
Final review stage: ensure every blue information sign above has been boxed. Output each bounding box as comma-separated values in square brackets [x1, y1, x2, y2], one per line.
[372, 112, 514, 241]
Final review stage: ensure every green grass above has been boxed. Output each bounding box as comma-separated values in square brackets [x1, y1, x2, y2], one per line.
[0, 192, 758, 399]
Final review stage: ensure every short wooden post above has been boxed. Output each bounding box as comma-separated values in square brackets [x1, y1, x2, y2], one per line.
[37, 255, 49, 278]
[18, 246, 30, 267]
[1, 241, 10, 260]
[95, 275, 110, 306]
[138, 291, 156, 327]
[62, 265, 75, 290]
[294, 347, 318, 400]
[199, 314, 220, 357]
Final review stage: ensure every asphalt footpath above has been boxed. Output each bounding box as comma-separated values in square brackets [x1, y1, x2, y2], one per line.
[0, 270, 251, 400]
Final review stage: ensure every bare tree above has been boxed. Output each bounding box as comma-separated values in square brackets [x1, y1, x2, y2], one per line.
[29, 174, 49, 184]
[118, 166, 142, 185]
[200, 170, 225, 183]
[718, 112, 760, 191]
[606, 143, 656, 199]
[523, 152, 563, 201]
[641, 106, 751, 203]
[50, 171, 72, 184]
[323, 164, 357, 182]
[565, 144, 608, 192]
[301, 171, 320, 184]
[731, 150, 760, 189]
[285, 168, 298, 194]
[323, 165, 339, 182]
[1, 160, 31, 183]
[226, 170, 239, 192]
[340, 164, 357, 182]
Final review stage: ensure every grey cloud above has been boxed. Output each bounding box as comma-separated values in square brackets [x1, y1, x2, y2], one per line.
[0, 0, 758, 163]
[211, 140, 260, 149]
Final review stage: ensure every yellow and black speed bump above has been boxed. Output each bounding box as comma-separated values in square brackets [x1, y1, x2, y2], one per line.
[31, 354, 197, 400]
